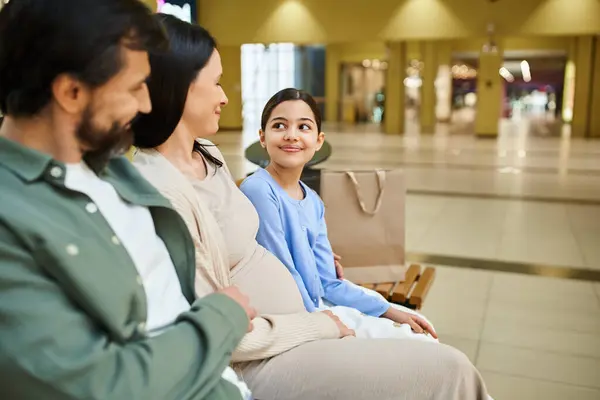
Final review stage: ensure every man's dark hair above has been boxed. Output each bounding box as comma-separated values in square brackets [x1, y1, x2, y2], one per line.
[0, 0, 167, 117]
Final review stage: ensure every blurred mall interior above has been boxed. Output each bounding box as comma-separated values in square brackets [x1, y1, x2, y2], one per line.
[123, 0, 600, 398]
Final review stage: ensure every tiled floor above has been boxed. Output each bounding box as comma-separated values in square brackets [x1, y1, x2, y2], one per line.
[420, 266, 600, 400]
[213, 120, 600, 399]
[405, 195, 598, 270]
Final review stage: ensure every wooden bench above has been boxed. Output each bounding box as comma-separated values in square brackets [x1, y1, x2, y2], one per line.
[359, 264, 435, 310]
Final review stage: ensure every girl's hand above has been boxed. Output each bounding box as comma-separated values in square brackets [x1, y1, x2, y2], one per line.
[382, 307, 438, 339]
[333, 253, 344, 280]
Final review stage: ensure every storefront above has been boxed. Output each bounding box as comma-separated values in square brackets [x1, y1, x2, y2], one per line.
[156, 0, 196, 23]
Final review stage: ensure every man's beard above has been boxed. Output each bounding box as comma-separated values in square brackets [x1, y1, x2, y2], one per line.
[76, 108, 135, 172]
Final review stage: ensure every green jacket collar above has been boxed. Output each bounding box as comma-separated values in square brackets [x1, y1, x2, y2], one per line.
[0, 137, 163, 205]
[0, 136, 56, 183]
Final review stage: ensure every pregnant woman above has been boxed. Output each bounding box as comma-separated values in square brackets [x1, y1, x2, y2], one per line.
[132, 13, 489, 400]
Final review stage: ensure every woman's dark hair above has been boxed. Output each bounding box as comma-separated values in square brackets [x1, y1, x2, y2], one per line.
[132, 14, 222, 168]
[0, 0, 166, 117]
[261, 88, 322, 132]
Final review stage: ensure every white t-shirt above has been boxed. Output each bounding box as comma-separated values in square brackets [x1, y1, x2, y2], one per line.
[64, 162, 251, 399]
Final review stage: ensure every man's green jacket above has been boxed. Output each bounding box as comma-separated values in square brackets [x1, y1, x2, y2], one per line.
[0, 136, 247, 399]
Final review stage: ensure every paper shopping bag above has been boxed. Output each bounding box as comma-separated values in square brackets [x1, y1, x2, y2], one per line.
[320, 169, 406, 284]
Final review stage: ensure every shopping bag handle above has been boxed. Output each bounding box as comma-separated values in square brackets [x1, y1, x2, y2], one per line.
[345, 170, 386, 216]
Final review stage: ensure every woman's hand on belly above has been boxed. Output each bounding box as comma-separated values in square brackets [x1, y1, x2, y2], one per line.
[218, 285, 258, 332]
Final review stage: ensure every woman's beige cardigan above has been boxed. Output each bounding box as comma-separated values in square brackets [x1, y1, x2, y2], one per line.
[132, 149, 339, 362]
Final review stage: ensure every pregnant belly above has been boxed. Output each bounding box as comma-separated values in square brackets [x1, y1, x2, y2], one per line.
[230, 245, 306, 315]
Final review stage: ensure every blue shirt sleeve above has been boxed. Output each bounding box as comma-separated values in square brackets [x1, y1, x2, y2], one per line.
[313, 199, 390, 317]
[240, 178, 317, 312]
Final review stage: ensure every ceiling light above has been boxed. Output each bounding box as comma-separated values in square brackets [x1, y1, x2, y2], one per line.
[499, 67, 514, 82]
[521, 60, 531, 82]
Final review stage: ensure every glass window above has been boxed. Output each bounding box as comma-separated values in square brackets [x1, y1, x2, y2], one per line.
[241, 43, 297, 133]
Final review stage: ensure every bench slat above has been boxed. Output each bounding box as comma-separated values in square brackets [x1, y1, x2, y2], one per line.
[374, 283, 395, 299]
[408, 267, 436, 309]
[391, 264, 420, 304]
[361, 283, 377, 290]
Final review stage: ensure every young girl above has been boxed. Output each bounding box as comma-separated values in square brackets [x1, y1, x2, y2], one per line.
[240, 88, 438, 341]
